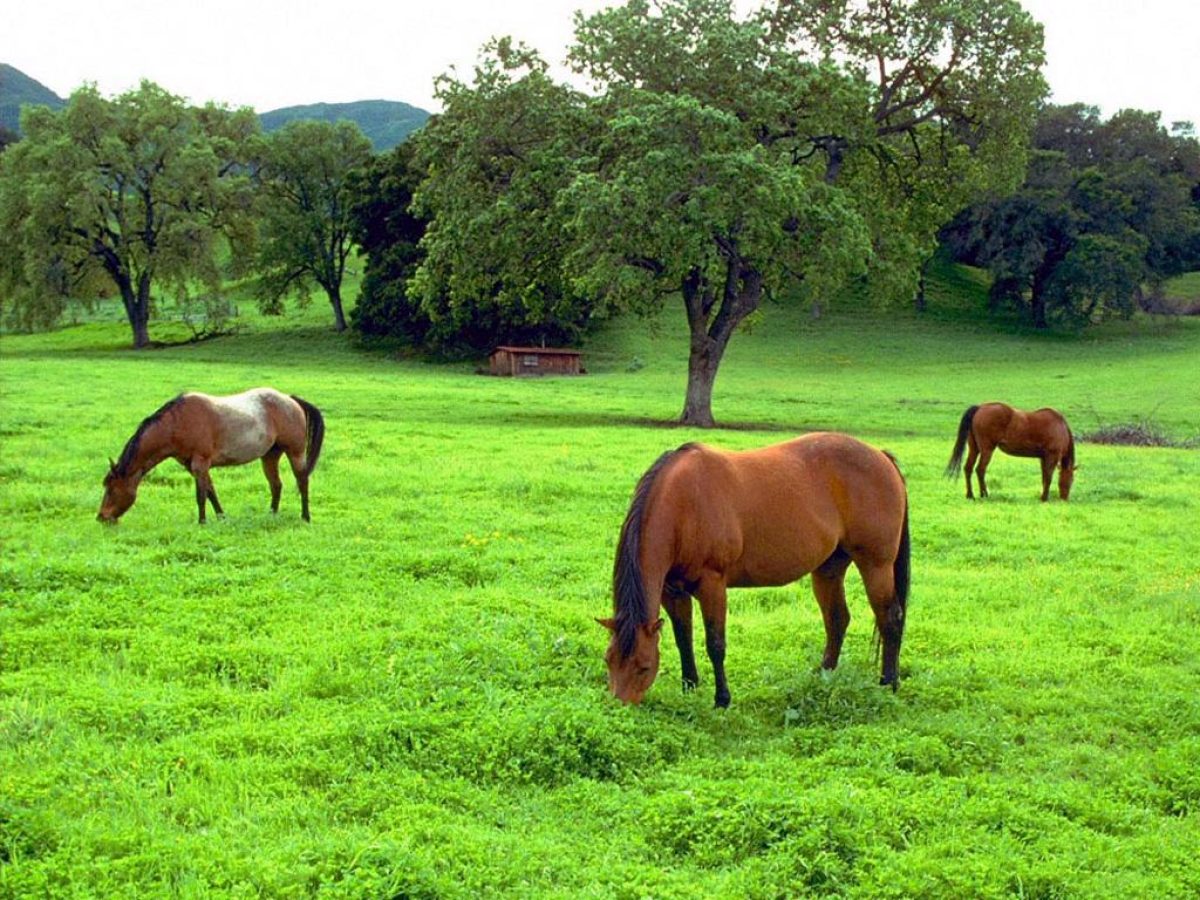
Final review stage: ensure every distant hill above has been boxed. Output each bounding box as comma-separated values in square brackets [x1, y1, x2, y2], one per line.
[1, 65, 429, 151]
[0, 63, 66, 132]
[259, 99, 430, 151]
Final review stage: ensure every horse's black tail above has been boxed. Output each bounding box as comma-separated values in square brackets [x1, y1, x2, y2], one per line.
[882, 451, 911, 637]
[945, 405, 979, 477]
[894, 500, 910, 637]
[290, 395, 325, 476]
[611, 444, 693, 659]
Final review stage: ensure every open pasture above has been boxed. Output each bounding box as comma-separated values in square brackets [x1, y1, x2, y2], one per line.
[2, 293, 1199, 897]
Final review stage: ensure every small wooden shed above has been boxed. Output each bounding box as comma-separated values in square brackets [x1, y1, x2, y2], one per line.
[488, 346, 584, 377]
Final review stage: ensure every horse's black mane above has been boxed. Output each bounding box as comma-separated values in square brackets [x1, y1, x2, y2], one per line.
[112, 395, 185, 477]
[612, 442, 697, 659]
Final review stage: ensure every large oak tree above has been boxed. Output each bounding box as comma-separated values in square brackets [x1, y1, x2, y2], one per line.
[0, 81, 258, 347]
[410, 0, 1045, 424]
[565, 0, 1045, 425]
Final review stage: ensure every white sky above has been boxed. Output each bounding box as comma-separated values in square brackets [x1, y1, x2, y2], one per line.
[4, 0, 1199, 128]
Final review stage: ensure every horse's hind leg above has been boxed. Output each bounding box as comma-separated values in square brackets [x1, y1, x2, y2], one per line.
[976, 445, 995, 499]
[662, 584, 700, 691]
[261, 448, 284, 513]
[963, 441, 979, 499]
[858, 561, 904, 690]
[696, 574, 731, 708]
[812, 549, 852, 670]
[286, 451, 311, 522]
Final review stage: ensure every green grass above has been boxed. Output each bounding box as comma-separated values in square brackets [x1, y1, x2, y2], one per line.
[2, 268, 1199, 897]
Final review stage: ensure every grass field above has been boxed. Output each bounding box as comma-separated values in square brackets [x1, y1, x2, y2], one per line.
[2, 271, 1199, 897]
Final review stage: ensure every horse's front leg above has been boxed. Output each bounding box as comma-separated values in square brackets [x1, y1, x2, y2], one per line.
[190, 459, 220, 524]
[1039, 455, 1055, 502]
[696, 574, 731, 708]
[662, 584, 699, 691]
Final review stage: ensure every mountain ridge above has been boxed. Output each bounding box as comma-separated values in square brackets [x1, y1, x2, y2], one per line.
[0, 63, 67, 131]
[1, 63, 429, 149]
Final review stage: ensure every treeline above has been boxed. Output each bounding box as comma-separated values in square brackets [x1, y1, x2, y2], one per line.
[942, 105, 1200, 326]
[0, 81, 372, 345]
[2, 1, 1199, 426]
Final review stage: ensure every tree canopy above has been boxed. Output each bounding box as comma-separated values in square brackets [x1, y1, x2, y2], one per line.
[0, 81, 258, 346]
[406, 40, 598, 352]
[347, 140, 430, 342]
[945, 104, 1200, 326]
[254, 119, 375, 331]
[399, 0, 1046, 423]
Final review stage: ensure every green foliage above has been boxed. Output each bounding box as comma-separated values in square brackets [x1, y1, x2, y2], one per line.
[0, 81, 259, 347]
[253, 119, 374, 331]
[408, 40, 597, 352]
[346, 142, 430, 341]
[381, 0, 1043, 419]
[947, 104, 1200, 327]
[557, 0, 1045, 424]
[2, 276, 1199, 894]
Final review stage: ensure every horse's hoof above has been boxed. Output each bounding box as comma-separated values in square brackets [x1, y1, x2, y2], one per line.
[879, 677, 899, 693]
[682, 679, 698, 692]
[714, 694, 731, 709]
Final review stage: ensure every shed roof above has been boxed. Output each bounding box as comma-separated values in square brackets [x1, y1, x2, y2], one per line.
[490, 346, 581, 356]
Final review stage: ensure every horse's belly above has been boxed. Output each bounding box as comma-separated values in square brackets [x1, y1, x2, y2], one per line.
[998, 441, 1041, 458]
[214, 423, 272, 465]
[211, 392, 276, 465]
[728, 544, 832, 588]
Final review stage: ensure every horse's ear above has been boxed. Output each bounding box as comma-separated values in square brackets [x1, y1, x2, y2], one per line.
[108, 457, 117, 472]
[595, 617, 616, 632]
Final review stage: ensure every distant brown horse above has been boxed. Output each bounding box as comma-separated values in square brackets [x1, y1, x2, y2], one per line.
[945, 402, 1076, 501]
[98, 388, 325, 524]
[598, 433, 910, 708]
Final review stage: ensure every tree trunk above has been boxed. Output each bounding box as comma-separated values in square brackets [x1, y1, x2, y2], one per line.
[681, 338, 722, 427]
[115, 269, 153, 348]
[328, 285, 347, 332]
[677, 261, 762, 428]
[133, 272, 153, 347]
[1030, 265, 1051, 329]
[915, 255, 930, 313]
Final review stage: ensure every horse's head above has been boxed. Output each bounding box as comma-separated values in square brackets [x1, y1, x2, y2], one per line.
[98, 459, 137, 523]
[1060, 464, 1078, 500]
[597, 616, 663, 704]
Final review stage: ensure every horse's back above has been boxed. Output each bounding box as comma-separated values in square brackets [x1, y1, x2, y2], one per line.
[648, 434, 905, 587]
[968, 402, 1071, 460]
[189, 388, 304, 466]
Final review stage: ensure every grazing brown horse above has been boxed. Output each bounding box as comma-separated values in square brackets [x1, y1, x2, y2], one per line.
[945, 402, 1076, 502]
[598, 433, 910, 708]
[98, 388, 325, 524]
